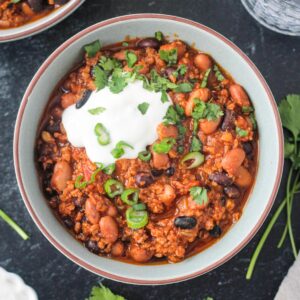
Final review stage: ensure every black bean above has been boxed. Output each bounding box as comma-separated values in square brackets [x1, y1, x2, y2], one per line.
[224, 185, 241, 199]
[209, 172, 233, 186]
[27, 0, 44, 12]
[151, 169, 164, 177]
[135, 172, 154, 188]
[63, 217, 74, 229]
[75, 90, 92, 109]
[165, 167, 175, 177]
[221, 109, 235, 131]
[136, 37, 161, 50]
[85, 240, 100, 254]
[209, 225, 222, 237]
[242, 142, 253, 156]
[174, 216, 197, 229]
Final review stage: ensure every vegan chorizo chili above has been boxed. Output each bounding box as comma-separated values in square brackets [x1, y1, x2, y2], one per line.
[36, 32, 258, 263]
[0, 0, 70, 29]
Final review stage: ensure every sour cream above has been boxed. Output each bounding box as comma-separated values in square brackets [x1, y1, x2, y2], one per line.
[62, 80, 170, 165]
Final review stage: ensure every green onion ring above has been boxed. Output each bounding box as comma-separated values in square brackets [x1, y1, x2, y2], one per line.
[126, 207, 148, 229]
[75, 175, 88, 189]
[132, 203, 147, 211]
[138, 150, 151, 161]
[104, 179, 124, 198]
[181, 152, 205, 169]
[121, 189, 139, 205]
[94, 123, 110, 145]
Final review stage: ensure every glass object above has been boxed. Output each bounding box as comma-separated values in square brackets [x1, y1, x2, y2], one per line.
[241, 0, 300, 36]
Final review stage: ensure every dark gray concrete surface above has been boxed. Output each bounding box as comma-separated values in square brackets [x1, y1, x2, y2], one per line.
[0, 1, 299, 299]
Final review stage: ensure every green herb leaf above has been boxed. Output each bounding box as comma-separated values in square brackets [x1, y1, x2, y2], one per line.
[200, 68, 211, 88]
[279, 94, 300, 140]
[172, 65, 187, 78]
[173, 82, 193, 93]
[125, 51, 138, 68]
[108, 68, 128, 93]
[213, 65, 224, 81]
[236, 127, 248, 137]
[93, 66, 108, 90]
[153, 137, 176, 154]
[0, 209, 29, 240]
[137, 102, 150, 115]
[284, 141, 295, 159]
[161, 90, 169, 103]
[249, 113, 257, 130]
[190, 136, 202, 152]
[99, 56, 122, 72]
[86, 284, 125, 300]
[191, 99, 206, 120]
[147, 70, 178, 92]
[159, 49, 178, 65]
[84, 40, 101, 58]
[205, 103, 224, 120]
[155, 31, 163, 41]
[88, 107, 106, 115]
[163, 105, 185, 125]
[189, 187, 208, 206]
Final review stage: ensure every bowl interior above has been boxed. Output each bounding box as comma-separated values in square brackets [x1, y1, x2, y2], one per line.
[0, 0, 84, 42]
[15, 15, 282, 284]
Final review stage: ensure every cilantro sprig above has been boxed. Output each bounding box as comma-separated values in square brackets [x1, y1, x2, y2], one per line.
[86, 284, 125, 300]
[190, 187, 208, 206]
[246, 94, 300, 280]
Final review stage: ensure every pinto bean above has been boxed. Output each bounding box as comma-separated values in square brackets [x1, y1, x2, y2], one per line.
[234, 166, 252, 187]
[221, 109, 235, 131]
[129, 244, 153, 263]
[222, 148, 246, 175]
[111, 241, 125, 257]
[224, 185, 241, 198]
[185, 88, 211, 116]
[136, 37, 161, 49]
[51, 160, 72, 192]
[209, 172, 233, 186]
[85, 198, 100, 225]
[135, 172, 154, 188]
[99, 216, 119, 243]
[229, 84, 250, 107]
[157, 123, 178, 140]
[151, 147, 170, 170]
[107, 205, 118, 217]
[194, 53, 212, 71]
[199, 117, 221, 135]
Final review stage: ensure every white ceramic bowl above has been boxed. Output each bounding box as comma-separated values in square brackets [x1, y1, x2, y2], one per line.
[14, 14, 284, 284]
[0, 0, 84, 43]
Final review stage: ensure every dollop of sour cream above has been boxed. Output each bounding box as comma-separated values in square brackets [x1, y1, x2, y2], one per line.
[62, 80, 170, 165]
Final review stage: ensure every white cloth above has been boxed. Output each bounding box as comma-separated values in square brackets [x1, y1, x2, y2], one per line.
[275, 254, 300, 300]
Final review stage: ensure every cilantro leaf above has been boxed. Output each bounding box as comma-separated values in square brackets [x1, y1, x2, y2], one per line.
[190, 136, 202, 152]
[99, 56, 121, 72]
[155, 31, 163, 41]
[192, 99, 206, 120]
[172, 65, 187, 78]
[93, 66, 108, 90]
[189, 187, 208, 206]
[161, 90, 169, 103]
[86, 284, 125, 300]
[138, 102, 150, 115]
[236, 127, 248, 137]
[153, 137, 176, 154]
[125, 51, 137, 68]
[163, 105, 184, 125]
[84, 40, 101, 58]
[284, 141, 295, 158]
[174, 82, 193, 93]
[279, 94, 300, 140]
[88, 107, 106, 115]
[108, 68, 128, 93]
[205, 103, 224, 120]
[148, 70, 178, 92]
[213, 65, 224, 81]
[159, 49, 178, 65]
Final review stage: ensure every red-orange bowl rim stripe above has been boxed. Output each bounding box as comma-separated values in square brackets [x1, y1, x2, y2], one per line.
[13, 13, 284, 285]
[0, 0, 83, 42]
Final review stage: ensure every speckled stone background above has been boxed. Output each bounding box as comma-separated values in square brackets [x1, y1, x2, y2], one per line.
[0, 1, 299, 299]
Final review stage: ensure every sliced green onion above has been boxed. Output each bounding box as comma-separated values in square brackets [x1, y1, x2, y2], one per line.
[111, 141, 134, 159]
[75, 175, 88, 189]
[121, 189, 139, 205]
[126, 207, 148, 229]
[95, 162, 104, 169]
[102, 163, 115, 175]
[153, 137, 176, 154]
[89, 168, 102, 184]
[138, 150, 151, 161]
[132, 203, 147, 211]
[104, 179, 124, 198]
[201, 68, 211, 88]
[94, 123, 110, 145]
[181, 152, 205, 169]
[0, 209, 29, 240]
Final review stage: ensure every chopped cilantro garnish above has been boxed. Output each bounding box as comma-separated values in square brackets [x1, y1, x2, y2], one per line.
[161, 90, 169, 103]
[125, 51, 137, 68]
[191, 99, 206, 120]
[236, 127, 248, 137]
[172, 65, 187, 78]
[174, 82, 193, 93]
[108, 68, 129, 93]
[159, 48, 178, 65]
[163, 105, 184, 125]
[93, 66, 108, 90]
[86, 284, 125, 300]
[190, 136, 202, 152]
[205, 103, 224, 120]
[99, 56, 122, 72]
[84, 40, 101, 58]
[155, 31, 163, 41]
[88, 107, 106, 115]
[213, 65, 224, 81]
[137, 102, 150, 115]
[153, 137, 176, 154]
[201, 68, 211, 88]
[190, 187, 208, 206]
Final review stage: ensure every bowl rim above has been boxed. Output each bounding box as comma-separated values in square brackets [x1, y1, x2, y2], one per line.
[0, 0, 84, 43]
[13, 13, 284, 285]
